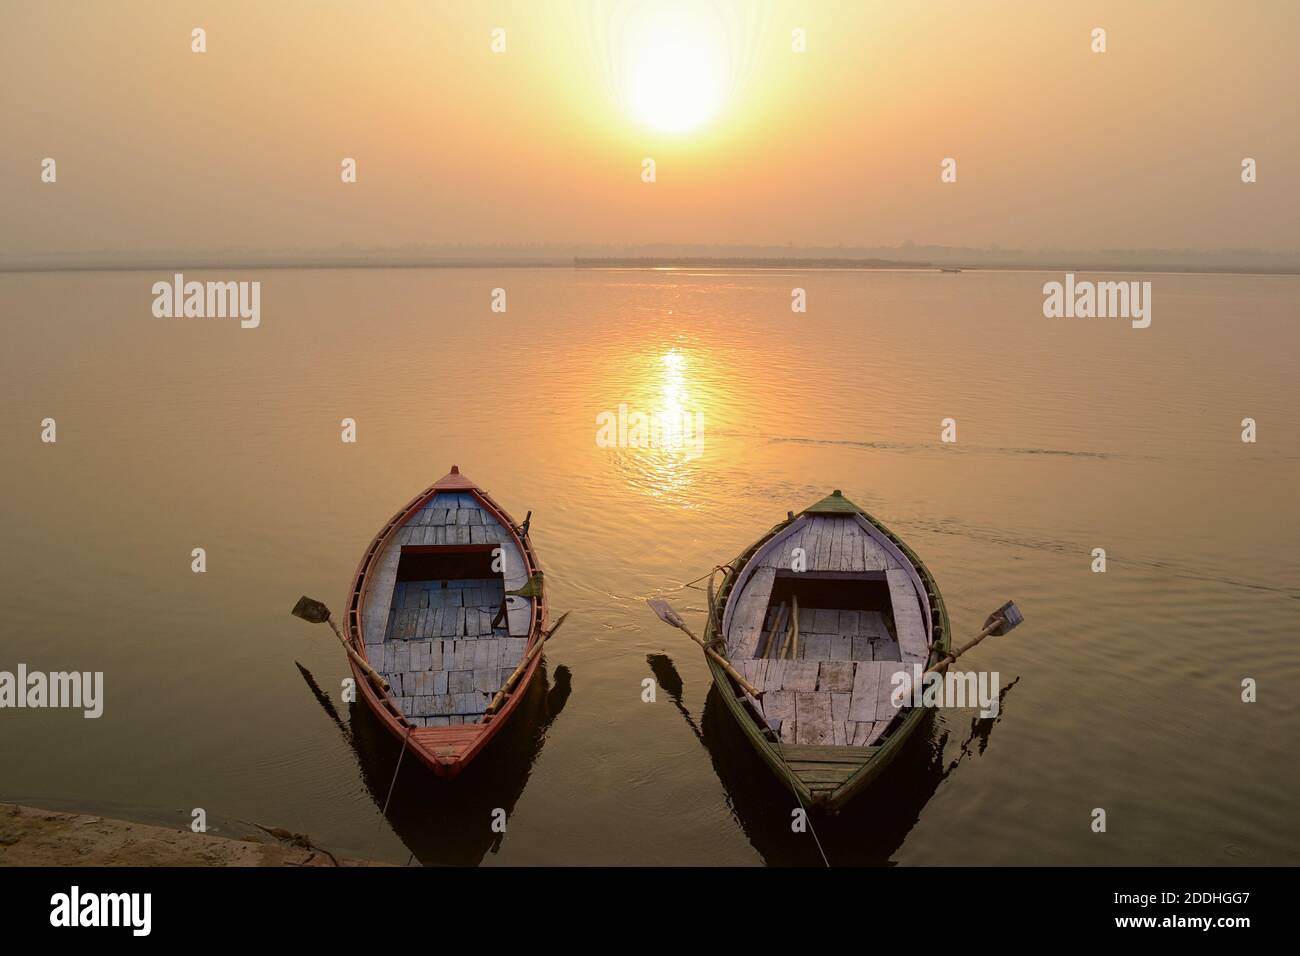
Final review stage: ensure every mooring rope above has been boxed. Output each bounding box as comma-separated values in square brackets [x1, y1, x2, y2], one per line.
[366, 724, 413, 863]
[775, 753, 831, 867]
[681, 563, 734, 591]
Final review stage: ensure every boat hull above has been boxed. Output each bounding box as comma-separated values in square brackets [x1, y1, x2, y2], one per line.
[345, 471, 548, 778]
[704, 503, 951, 813]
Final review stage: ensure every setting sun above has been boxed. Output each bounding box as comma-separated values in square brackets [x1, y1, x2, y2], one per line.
[619, 7, 733, 133]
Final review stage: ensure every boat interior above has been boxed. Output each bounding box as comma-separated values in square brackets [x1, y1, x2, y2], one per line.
[724, 506, 933, 748]
[361, 491, 534, 728]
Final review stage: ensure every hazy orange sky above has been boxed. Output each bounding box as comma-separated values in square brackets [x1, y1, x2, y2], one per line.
[2, 0, 1298, 258]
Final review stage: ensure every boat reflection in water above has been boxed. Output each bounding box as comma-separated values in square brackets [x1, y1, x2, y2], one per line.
[298, 660, 571, 866]
[648, 653, 1017, 866]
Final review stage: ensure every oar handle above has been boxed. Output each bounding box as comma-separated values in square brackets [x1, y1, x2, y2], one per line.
[681, 625, 763, 699]
[926, 620, 1000, 675]
[485, 612, 570, 715]
[485, 639, 543, 715]
[328, 617, 390, 692]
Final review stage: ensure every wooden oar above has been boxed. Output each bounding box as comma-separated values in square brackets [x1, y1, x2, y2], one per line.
[291, 596, 390, 693]
[646, 598, 763, 699]
[484, 611, 570, 715]
[926, 600, 1025, 675]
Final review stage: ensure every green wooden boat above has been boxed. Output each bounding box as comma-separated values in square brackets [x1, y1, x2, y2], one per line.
[702, 490, 951, 813]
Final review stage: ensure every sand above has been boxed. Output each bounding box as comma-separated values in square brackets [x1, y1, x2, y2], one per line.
[0, 803, 382, 867]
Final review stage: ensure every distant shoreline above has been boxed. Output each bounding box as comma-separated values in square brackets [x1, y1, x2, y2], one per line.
[2, 257, 1299, 276]
[573, 256, 934, 270]
[573, 258, 1300, 275]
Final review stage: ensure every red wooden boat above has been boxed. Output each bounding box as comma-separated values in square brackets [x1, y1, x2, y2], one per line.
[345, 466, 548, 778]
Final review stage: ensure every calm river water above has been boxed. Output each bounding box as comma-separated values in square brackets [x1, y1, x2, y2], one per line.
[1, 267, 1296, 865]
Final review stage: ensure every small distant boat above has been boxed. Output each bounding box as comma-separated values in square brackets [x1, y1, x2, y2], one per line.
[940, 266, 962, 273]
[344, 466, 549, 778]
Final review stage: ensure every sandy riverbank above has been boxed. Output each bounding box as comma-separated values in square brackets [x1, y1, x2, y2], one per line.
[0, 803, 383, 866]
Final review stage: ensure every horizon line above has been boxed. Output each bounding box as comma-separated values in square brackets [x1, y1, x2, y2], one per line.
[4, 257, 1299, 277]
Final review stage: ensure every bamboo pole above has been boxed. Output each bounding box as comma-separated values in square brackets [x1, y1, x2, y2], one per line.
[775, 609, 793, 660]
[484, 612, 570, 715]
[760, 602, 787, 659]
[788, 595, 800, 660]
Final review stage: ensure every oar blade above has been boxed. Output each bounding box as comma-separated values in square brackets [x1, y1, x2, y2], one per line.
[646, 598, 684, 629]
[985, 600, 1024, 636]
[292, 596, 331, 624]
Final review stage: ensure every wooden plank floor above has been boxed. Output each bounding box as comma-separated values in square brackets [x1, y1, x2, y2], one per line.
[722, 513, 932, 747]
[737, 604, 922, 748]
[377, 576, 524, 727]
[742, 607, 901, 664]
[363, 490, 537, 727]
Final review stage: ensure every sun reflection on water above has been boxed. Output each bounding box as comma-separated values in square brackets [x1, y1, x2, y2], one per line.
[659, 347, 690, 429]
[599, 345, 719, 507]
